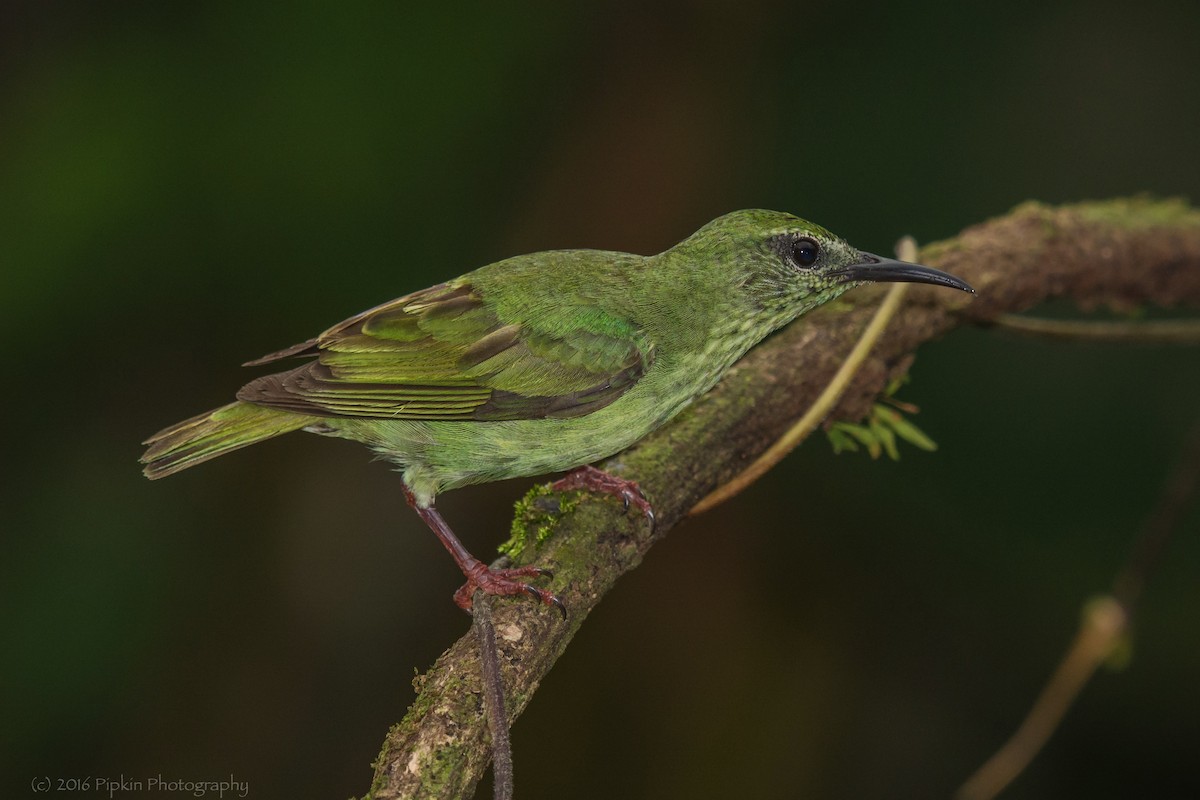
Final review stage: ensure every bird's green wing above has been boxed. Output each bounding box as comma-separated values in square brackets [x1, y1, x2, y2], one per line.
[236, 280, 654, 420]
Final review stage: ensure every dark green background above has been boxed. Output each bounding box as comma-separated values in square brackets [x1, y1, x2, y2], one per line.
[4, 2, 1199, 798]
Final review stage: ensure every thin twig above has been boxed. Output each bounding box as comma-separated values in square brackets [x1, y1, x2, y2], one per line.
[956, 418, 1200, 800]
[689, 236, 919, 515]
[991, 314, 1200, 343]
[472, 591, 514, 800]
[955, 598, 1128, 800]
[1113, 420, 1200, 610]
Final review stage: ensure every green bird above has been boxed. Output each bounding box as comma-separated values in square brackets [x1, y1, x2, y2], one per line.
[141, 210, 973, 615]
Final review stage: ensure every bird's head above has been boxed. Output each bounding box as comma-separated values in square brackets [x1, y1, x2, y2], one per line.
[673, 209, 973, 318]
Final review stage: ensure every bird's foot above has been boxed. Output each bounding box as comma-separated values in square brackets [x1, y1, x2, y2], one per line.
[454, 563, 566, 619]
[551, 465, 655, 525]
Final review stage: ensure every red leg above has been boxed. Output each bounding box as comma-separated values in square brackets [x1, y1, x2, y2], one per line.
[403, 487, 565, 618]
[551, 465, 655, 524]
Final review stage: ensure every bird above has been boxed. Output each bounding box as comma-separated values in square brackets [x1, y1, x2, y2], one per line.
[141, 209, 973, 616]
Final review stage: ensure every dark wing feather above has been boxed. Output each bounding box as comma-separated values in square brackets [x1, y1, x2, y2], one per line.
[236, 280, 653, 421]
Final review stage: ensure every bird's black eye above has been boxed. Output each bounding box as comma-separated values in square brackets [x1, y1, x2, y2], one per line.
[791, 237, 820, 268]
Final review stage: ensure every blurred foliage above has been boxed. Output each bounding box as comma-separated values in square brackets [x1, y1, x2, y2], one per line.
[2, 1, 1199, 798]
[829, 376, 940, 460]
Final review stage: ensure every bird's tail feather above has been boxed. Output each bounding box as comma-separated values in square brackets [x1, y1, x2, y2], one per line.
[141, 402, 316, 479]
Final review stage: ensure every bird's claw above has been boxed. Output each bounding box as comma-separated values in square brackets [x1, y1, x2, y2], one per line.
[551, 465, 656, 526]
[455, 563, 566, 619]
[520, 584, 568, 619]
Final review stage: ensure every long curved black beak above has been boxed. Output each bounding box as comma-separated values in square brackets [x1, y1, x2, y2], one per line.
[832, 251, 975, 293]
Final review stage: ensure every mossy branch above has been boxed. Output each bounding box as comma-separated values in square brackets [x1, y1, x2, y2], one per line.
[363, 197, 1200, 800]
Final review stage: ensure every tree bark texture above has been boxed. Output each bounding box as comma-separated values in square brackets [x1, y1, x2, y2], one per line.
[363, 197, 1200, 799]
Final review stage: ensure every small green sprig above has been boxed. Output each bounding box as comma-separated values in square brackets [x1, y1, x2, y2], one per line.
[827, 376, 938, 460]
